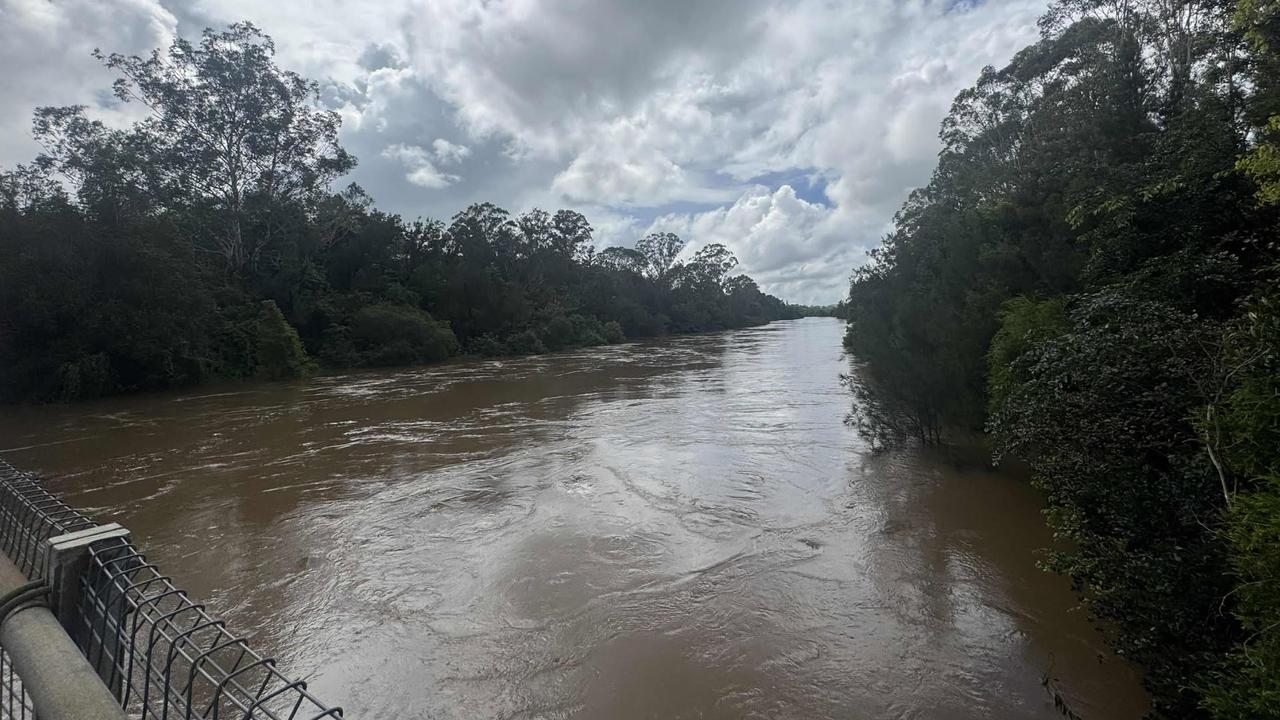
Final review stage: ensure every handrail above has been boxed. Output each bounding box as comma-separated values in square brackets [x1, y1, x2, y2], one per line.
[0, 458, 344, 720]
[0, 552, 129, 720]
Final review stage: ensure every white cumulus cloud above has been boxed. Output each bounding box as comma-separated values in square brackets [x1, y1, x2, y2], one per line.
[381, 143, 461, 189]
[431, 138, 471, 165]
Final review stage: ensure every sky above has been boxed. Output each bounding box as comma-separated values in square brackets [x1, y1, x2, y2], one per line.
[0, 0, 1048, 304]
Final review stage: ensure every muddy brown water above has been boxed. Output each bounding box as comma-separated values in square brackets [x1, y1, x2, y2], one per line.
[0, 318, 1147, 719]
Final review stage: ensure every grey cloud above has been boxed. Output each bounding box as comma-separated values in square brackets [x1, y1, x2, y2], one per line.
[407, 0, 774, 153]
[358, 43, 404, 72]
[0, 0, 177, 164]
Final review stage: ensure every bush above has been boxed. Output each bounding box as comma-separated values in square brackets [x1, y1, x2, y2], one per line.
[53, 352, 114, 401]
[1201, 285, 1280, 719]
[609, 300, 667, 337]
[1204, 476, 1280, 719]
[602, 320, 626, 344]
[253, 300, 314, 380]
[540, 313, 610, 351]
[991, 292, 1236, 715]
[570, 314, 607, 347]
[213, 300, 314, 380]
[349, 303, 459, 366]
[317, 324, 359, 367]
[505, 329, 546, 355]
[986, 296, 1067, 416]
[541, 314, 577, 351]
[467, 334, 512, 357]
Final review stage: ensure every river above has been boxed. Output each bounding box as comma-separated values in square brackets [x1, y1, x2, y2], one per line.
[0, 318, 1147, 719]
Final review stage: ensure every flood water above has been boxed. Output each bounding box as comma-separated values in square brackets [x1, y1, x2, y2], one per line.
[0, 318, 1147, 719]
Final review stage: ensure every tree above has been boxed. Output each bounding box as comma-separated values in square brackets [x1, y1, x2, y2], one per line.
[552, 209, 595, 263]
[84, 22, 355, 270]
[678, 243, 739, 291]
[596, 246, 648, 274]
[636, 231, 685, 281]
[843, 0, 1280, 713]
[1202, 282, 1280, 719]
[0, 20, 803, 405]
[1236, 0, 1280, 205]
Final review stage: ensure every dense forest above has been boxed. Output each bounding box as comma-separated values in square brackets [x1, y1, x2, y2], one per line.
[844, 0, 1279, 717]
[0, 23, 802, 404]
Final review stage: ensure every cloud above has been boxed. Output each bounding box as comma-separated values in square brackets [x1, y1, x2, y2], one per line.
[644, 185, 852, 303]
[402, 0, 773, 159]
[0, 0, 177, 165]
[431, 138, 471, 165]
[381, 143, 461, 189]
[0, 0, 1050, 304]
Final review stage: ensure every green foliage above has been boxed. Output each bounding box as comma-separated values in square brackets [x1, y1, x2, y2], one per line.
[790, 303, 842, 318]
[635, 232, 685, 281]
[991, 291, 1235, 715]
[212, 299, 314, 380]
[345, 304, 458, 367]
[540, 313, 606, 351]
[505, 329, 547, 356]
[466, 334, 512, 357]
[1234, 1, 1280, 207]
[986, 296, 1067, 416]
[86, 22, 355, 271]
[1205, 475, 1280, 718]
[53, 353, 114, 403]
[0, 187, 221, 401]
[843, 0, 1280, 715]
[1201, 284, 1280, 719]
[1238, 117, 1280, 206]
[251, 301, 314, 380]
[602, 320, 626, 344]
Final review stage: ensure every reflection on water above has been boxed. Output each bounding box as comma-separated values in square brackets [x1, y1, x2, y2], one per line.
[0, 318, 1147, 718]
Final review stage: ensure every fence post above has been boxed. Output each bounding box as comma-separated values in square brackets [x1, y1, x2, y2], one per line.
[45, 523, 130, 632]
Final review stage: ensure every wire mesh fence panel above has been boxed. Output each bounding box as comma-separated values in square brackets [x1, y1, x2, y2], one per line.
[0, 459, 343, 720]
[75, 537, 341, 720]
[0, 460, 94, 580]
[0, 648, 35, 720]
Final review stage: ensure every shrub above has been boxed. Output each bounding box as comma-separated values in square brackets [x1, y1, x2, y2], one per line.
[253, 300, 314, 380]
[541, 314, 577, 351]
[467, 334, 512, 357]
[213, 300, 314, 380]
[349, 303, 459, 366]
[986, 296, 1067, 416]
[505, 329, 546, 355]
[53, 352, 114, 401]
[602, 320, 626, 344]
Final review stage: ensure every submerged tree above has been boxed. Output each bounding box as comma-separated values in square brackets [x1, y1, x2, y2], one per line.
[842, 0, 1280, 714]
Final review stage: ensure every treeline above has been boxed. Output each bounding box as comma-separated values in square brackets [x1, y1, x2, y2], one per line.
[791, 303, 845, 317]
[0, 23, 801, 404]
[844, 1, 1279, 716]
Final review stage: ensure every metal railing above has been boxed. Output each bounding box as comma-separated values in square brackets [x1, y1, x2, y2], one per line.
[0, 462, 95, 581]
[0, 649, 36, 720]
[0, 459, 343, 720]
